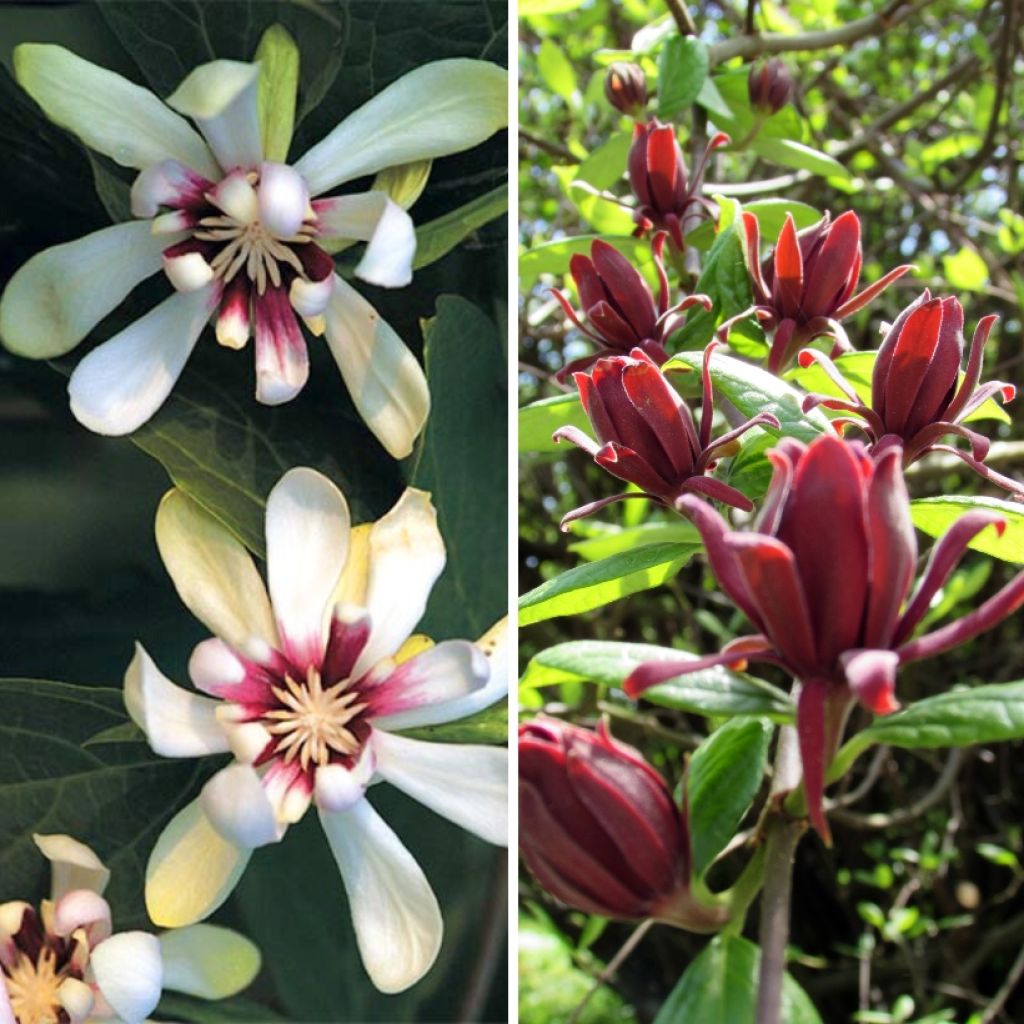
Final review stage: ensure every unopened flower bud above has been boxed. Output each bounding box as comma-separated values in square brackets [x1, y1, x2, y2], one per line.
[747, 59, 794, 115]
[604, 62, 648, 117]
[519, 717, 729, 932]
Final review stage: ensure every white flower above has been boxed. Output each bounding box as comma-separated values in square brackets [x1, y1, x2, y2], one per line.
[124, 467, 508, 994]
[0, 40, 507, 458]
[0, 834, 260, 1024]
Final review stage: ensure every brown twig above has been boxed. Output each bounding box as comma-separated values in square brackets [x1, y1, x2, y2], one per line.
[567, 920, 655, 1024]
[664, 0, 698, 36]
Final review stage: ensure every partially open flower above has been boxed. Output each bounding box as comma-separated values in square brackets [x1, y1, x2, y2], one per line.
[799, 291, 1021, 495]
[625, 435, 1024, 842]
[747, 59, 794, 116]
[550, 235, 711, 378]
[0, 41, 506, 457]
[728, 211, 912, 374]
[628, 123, 730, 249]
[1, 835, 259, 1024]
[125, 468, 508, 994]
[553, 344, 779, 526]
[604, 62, 648, 117]
[519, 718, 728, 932]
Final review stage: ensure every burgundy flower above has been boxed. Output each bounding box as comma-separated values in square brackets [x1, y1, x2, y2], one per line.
[605, 62, 648, 117]
[747, 59, 795, 116]
[551, 236, 711, 379]
[519, 717, 728, 931]
[628, 122, 730, 249]
[728, 211, 912, 373]
[799, 291, 1021, 496]
[553, 344, 779, 527]
[624, 434, 1024, 841]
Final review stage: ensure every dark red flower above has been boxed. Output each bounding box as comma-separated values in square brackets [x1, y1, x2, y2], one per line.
[553, 344, 779, 527]
[747, 59, 794, 116]
[551, 235, 711, 379]
[519, 717, 728, 931]
[605, 62, 648, 117]
[624, 434, 1024, 841]
[628, 122, 730, 249]
[727, 211, 912, 373]
[799, 291, 1020, 496]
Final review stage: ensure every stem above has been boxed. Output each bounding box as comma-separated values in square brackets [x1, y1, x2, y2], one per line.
[722, 842, 767, 937]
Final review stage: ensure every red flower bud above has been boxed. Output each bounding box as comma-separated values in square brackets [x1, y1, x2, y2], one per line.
[747, 59, 794, 115]
[519, 717, 728, 931]
[605, 62, 648, 117]
[552, 345, 778, 527]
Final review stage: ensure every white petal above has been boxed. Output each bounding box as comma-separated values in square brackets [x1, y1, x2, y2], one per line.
[163, 250, 214, 293]
[371, 732, 507, 846]
[207, 170, 259, 223]
[0, 221, 170, 359]
[90, 931, 163, 1024]
[188, 637, 245, 694]
[313, 746, 375, 814]
[166, 61, 262, 173]
[289, 275, 333, 318]
[258, 162, 309, 238]
[314, 192, 415, 288]
[293, 59, 507, 196]
[200, 763, 282, 848]
[224, 720, 274, 764]
[146, 799, 250, 928]
[124, 643, 228, 757]
[13, 44, 217, 176]
[158, 924, 260, 999]
[56, 976, 95, 1023]
[155, 488, 279, 658]
[52, 889, 112, 943]
[323, 275, 429, 459]
[374, 618, 509, 730]
[265, 468, 350, 668]
[352, 488, 444, 676]
[67, 284, 217, 436]
[0, 971, 14, 1023]
[318, 798, 442, 993]
[32, 835, 109, 900]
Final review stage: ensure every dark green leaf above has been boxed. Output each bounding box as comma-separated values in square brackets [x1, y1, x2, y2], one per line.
[413, 187, 508, 271]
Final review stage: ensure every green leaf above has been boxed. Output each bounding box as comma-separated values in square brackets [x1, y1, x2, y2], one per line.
[518, 542, 700, 626]
[538, 38, 577, 101]
[254, 24, 299, 163]
[519, 641, 795, 722]
[520, 234, 653, 291]
[751, 136, 852, 180]
[658, 37, 709, 118]
[568, 521, 698, 561]
[412, 297, 507, 640]
[575, 132, 632, 190]
[911, 496, 1024, 565]
[399, 701, 507, 745]
[653, 935, 823, 1024]
[521, 0, 589, 11]
[519, 392, 589, 453]
[664, 349, 833, 442]
[687, 718, 773, 877]
[943, 247, 990, 292]
[157, 993, 286, 1024]
[695, 75, 734, 121]
[687, 198, 820, 250]
[413, 187, 508, 271]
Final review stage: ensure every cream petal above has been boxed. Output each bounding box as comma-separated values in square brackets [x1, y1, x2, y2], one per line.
[56, 976, 95, 1024]
[293, 59, 508, 196]
[322, 275, 429, 459]
[258, 162, 309, 238]
[200, 763, 283, 848]
[146, 799, 250, 928]
[32, 835, 110, 901]
[158, 924, 261, 999]
[371, 732, 507, 846]
[155, 488, 279, 658]
[89, 931, 163, 1024]
[0, 221, 170, 359]
[124, 644, 228, 758]
[166, 60, 262, 173]
[313, 746, 375, 814]
[265, 468, 350, 669]
[318, 798, 442, 993]
[352, 488, 444, 677]
[314, 192, 415, 288]
[13, 44, 217, 176]
[67, 283, 218, 436]
[163, 250, 215, 293]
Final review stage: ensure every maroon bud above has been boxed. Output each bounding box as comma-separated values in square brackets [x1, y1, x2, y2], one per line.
[747, 59, 794, 115]
[519, 717, 728, 931]
[605, 62, 648, 117]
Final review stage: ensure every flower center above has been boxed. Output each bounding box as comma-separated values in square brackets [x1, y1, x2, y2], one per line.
[262, 666, 369, 772]
[5, 949, 65, 1024]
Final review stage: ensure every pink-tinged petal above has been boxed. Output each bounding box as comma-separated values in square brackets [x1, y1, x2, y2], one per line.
[188, 638, 275, 704]
[130, 159, 214, 217]
[772, 215, 805, 318]
[124, 643, 229, 758]
[367, 640, 488, 725]
[372, 732, 507, 845]
[319, 798, 442, 993]
[265, 467, 349, 671]
[862, 446, 916, 647]
[52, 890, 112, 945]
[895, 510, 1007, 645]
[726, 534, 818, 673]
[258, 162, 310, 238]
[322, 605, 373, 686]
[679, 475, 754, 512]
[624, 648, 765, 699]
[834, 263, 914, 319]
[68, 284, 219, 436]
[89, 931, 163, 1024]
[840, 649, 901, 714]
[201, 763, 283, 848]
[802, 211, 860, 318]
[262, 758, 313, 825]
[253, 286, 309, 405]
[215, 275, 251, 350]
[314, 745, 375, 813]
